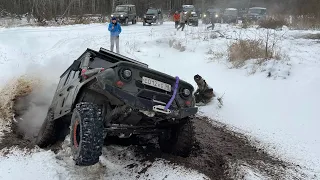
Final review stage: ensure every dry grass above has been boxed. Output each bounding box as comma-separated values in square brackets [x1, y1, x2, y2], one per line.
[0, 75, 40, 125]
[228, 39, 275, 68]
[259, 17, 288, 29]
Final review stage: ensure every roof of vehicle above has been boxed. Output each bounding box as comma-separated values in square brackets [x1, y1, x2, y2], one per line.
[117, 4, 135, 7]
[225, 8, 237, 11]
[249, 7, 266, 10]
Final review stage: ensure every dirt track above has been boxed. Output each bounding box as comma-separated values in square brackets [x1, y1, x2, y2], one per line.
[0, 115, 309, 179]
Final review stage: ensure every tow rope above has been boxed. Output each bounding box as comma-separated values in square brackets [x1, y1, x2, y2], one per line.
[164, 76, 180, 110]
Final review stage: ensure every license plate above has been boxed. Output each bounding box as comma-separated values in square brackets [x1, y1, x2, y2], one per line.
[142, 77, 172, 92]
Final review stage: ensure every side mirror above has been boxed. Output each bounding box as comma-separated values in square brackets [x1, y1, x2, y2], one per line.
[70, 60, 81, 71]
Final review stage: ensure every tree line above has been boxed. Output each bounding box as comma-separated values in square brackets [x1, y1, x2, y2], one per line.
[0, 0, 319, 21]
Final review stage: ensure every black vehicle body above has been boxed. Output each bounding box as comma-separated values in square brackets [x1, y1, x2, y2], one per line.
[35, 47, 198, 166]
[143, 8, 163, 26]
[222, 8, 238, 23]
[111, 4, 137, 25]
[244, 7, 267, 22]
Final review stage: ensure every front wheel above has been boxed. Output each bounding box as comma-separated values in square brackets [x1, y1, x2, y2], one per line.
[70, 102, 104, 166]
[158, 118, 195, 157]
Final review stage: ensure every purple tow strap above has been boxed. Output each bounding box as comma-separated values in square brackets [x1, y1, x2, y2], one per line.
[164, 76, 180, 110]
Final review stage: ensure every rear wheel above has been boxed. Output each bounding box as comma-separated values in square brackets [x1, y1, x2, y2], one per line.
[35, 110, 56, 147]
[70, 102, 104, 166]
[158, 118, 194, 157]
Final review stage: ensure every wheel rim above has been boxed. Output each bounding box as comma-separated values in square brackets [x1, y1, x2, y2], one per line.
[73, 120, 80, 148]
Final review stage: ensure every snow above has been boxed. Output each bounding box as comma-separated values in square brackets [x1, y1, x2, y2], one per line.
[0, 21, 320, 179]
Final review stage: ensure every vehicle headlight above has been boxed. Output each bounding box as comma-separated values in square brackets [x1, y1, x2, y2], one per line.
[182, 89, 191, 97]
[144, 15, 146, 18]
[203, 14, 207, 17]
[153, 16, 155, 18]
[215, 14, 219, 18]
[120, 14, 123, 17]
[119, 68, 132, 80]
[123, 69, 132, 78]
[111, 14, 114, 17]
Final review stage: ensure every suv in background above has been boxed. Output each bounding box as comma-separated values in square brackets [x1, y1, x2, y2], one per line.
[182, 5, 199, 26]
[244, 7, 267, 22]
[111, 4, 137, 25]
[143, 8, 163, 26]
[222, 8, 238, 23]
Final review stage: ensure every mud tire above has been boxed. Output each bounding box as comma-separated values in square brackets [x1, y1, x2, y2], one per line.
[158, 118, 194, 157]
[70, 102, 104, 166]
[35, 110, 56, 147]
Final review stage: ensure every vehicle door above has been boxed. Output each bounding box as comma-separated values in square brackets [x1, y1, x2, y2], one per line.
[62, 69, 81, 114]
[53, 68, 71, 118]
[128, 7, 133, 20]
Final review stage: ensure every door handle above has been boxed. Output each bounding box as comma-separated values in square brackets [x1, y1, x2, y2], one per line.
[67, 85, 74, 91]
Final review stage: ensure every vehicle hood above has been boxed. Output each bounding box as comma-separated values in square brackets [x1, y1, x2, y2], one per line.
[248, 13, 260, 16]
[145, 13, 156, 16]
[112, 12, 127, 16]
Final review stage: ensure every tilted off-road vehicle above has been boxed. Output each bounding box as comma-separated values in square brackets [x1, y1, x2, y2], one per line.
[110, 4, 137, 25]
[143, 8, 164, 26]
[35, 47, 198, 166]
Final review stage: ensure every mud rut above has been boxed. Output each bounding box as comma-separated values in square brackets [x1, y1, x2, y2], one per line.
[1, 114, 309, 179]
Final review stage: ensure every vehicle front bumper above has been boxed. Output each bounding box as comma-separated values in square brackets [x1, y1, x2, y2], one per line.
[104, 84, 198, 119]
[144, 18, 157, 23]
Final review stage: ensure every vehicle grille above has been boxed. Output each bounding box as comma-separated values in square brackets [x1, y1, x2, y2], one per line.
[146, 15, 154, 19]
[137, 90, 178, 108]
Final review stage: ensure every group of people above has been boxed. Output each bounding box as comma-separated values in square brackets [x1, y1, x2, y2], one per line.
[173, 10, 189, 31]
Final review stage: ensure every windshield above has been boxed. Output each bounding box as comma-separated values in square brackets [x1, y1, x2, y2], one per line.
[248, 9, 265, 14]
[146, 9, 157, 14]
[115, 6, 128, 12]
[183, 5, 195, 12]
[224, 10, 237, 16]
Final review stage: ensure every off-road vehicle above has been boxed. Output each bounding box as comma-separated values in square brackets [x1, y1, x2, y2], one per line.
[244, 7, 267, 22]
[143, 8, 163, 26]
[222, 8, 238, 24]
[35, 47, 198, 166]
[110, 4, 137, 25]
[182, 5, 198, 26]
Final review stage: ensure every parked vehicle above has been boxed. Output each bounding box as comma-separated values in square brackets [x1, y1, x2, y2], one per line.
[244, 7, 267, 22]
[182, 5, 199, 26]
[143, 8, 163, 26]
[222, 8, 238, 23]
[110, 4, 137, 25]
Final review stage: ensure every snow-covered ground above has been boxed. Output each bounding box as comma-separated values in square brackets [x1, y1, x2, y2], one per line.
[0, 21, 319, 179]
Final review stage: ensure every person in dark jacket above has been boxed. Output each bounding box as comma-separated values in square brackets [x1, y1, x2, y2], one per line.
[193, 74, 215, 105]
[108, 17, 122, 53]
[207, 13, 216, 30]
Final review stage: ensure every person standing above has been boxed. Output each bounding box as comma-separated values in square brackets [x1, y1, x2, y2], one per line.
[173, 11, 180, 29]
[177, 11, 186, 31]
[207, 13, 216, 30]
[108, 17, 122, 53]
